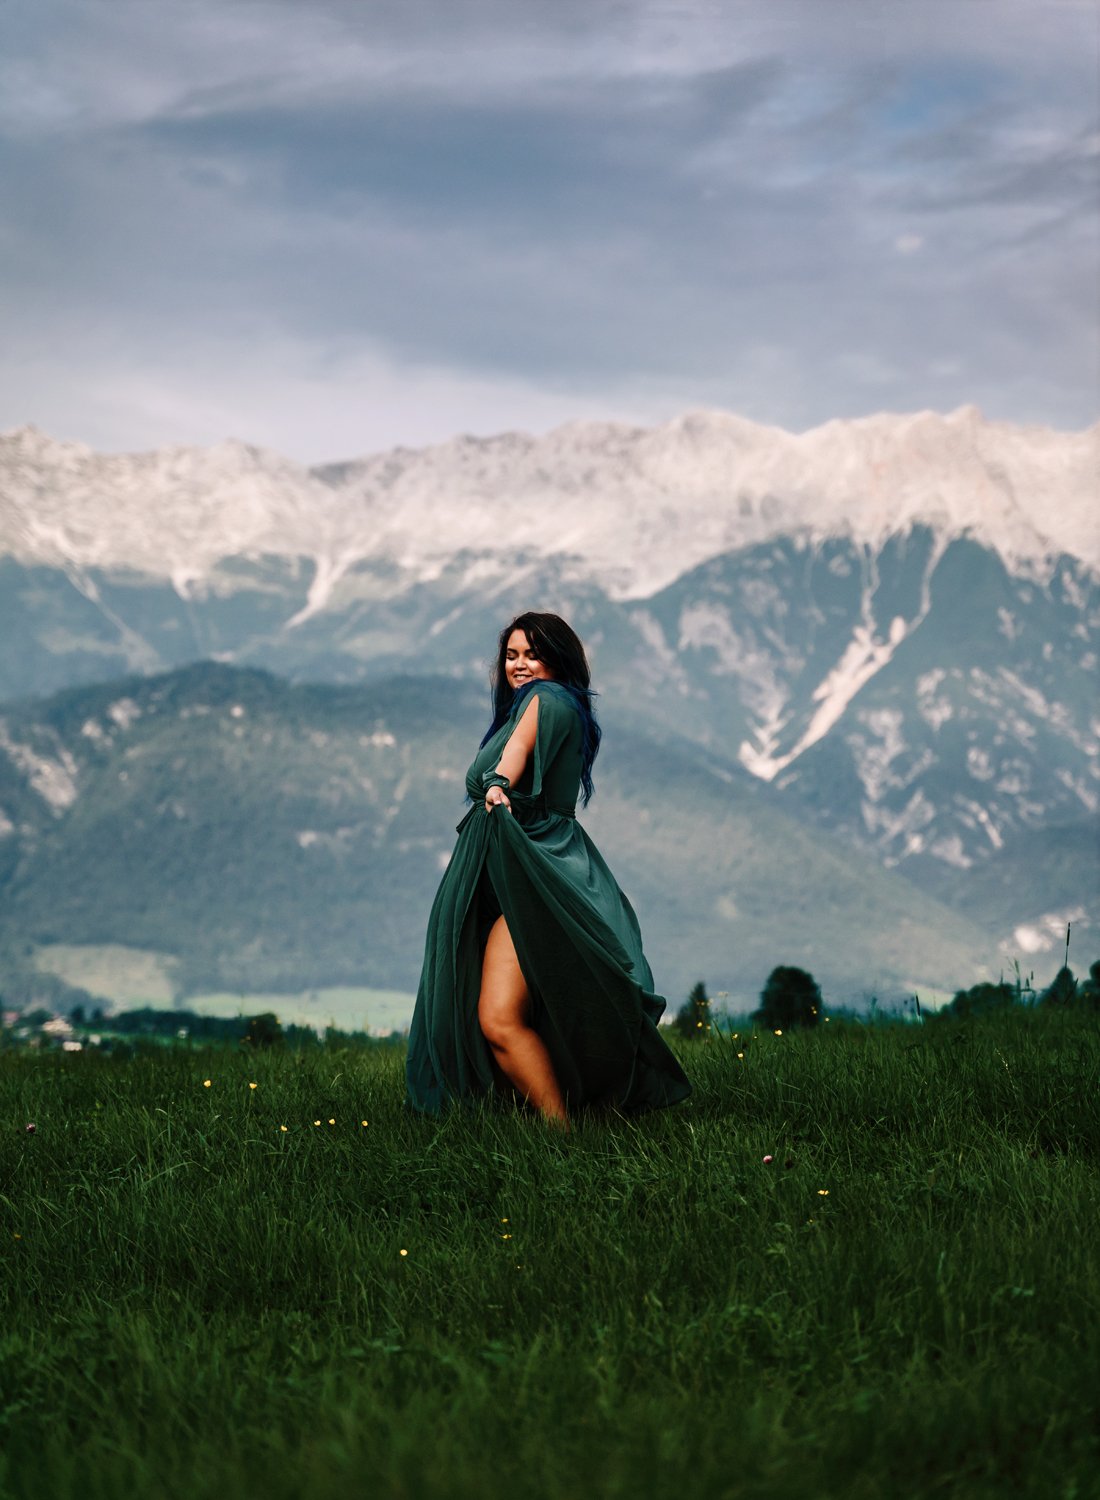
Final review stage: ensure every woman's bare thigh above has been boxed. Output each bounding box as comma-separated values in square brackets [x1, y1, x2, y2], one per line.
[478, 915, 531, 1036]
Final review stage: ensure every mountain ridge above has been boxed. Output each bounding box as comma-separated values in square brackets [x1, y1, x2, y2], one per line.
[3, 407, 1097, 607]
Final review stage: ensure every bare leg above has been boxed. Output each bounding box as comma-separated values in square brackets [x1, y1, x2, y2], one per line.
[478, 915, 569, 1128]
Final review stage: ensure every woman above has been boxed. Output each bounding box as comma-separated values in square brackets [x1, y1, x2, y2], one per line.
[405, 612, 691, 1126]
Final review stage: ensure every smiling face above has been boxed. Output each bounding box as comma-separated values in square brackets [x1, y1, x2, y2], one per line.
[504, 628, 554, 692]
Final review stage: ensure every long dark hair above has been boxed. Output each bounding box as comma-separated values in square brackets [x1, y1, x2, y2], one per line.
[479, 611, 602, 806]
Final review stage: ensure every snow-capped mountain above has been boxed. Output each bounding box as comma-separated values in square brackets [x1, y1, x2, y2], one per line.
[1, 407, 1096, 973]
[621, 531, 1098, 896]
[2, 406, 1097, 608]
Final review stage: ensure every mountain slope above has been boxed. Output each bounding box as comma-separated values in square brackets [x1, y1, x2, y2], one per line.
[0, 663, 1001, 1010]
[0, 536, 1094, 965]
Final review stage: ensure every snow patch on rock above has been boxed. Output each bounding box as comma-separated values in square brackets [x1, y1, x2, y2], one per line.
[739, 543, 919, 780]
[0, 722, 79, 811]
[107, 697, 142, 730]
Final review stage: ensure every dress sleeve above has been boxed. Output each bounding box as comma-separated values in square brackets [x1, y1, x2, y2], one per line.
[505, 683, 579, 801]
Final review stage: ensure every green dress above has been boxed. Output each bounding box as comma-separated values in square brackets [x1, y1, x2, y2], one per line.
[405, 681, 692, 1115]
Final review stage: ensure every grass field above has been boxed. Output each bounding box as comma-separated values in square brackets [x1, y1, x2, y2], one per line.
[1, 1010, 1098, 1500]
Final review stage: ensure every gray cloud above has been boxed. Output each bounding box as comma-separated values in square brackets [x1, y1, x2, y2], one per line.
[0, 0, 1096, 458]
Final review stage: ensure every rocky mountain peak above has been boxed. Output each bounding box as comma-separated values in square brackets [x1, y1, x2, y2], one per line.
[1, 408, 1096, 600]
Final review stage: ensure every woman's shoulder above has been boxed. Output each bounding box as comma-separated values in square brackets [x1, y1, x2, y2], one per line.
[510, 680, 578, 717]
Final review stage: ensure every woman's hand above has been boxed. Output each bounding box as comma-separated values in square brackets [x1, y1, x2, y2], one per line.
[485, 786, 512, 813]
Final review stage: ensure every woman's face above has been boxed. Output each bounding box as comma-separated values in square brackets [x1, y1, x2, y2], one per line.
[504, 629, 554, 691]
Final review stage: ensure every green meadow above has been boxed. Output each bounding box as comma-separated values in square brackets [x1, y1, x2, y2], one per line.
[1, 1010, 1097, 1500]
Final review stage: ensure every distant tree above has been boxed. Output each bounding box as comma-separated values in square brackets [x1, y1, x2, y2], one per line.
[1080, 961, 1100, 1012]
[673, 981, 712, 1040]
[755, 967, 821, 1030]
[1040, 966, 1078, 1008]
[947, 981, 1016, 1018]
[283, 1023, 322, 1051]
[244, 1012, 284, 1049]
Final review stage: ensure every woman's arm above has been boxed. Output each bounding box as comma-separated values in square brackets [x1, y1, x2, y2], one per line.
[484, 695, 539, 812]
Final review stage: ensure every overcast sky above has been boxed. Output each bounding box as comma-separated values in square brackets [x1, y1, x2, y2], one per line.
[1, 0, 1097, 461]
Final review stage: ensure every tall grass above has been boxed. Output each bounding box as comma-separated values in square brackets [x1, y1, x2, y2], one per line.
[1, 1010, 1098, 1499]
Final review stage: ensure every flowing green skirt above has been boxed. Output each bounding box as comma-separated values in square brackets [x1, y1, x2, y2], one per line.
[405, 796, 692, 1115]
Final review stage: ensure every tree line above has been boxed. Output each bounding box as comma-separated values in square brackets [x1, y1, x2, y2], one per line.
[673, 959, 1100, 1038]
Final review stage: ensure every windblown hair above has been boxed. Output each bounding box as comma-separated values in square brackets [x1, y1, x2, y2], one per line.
[480, 611, 602, 806]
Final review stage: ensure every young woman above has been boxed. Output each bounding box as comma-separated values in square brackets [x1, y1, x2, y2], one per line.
[405, 612, 691, 1126]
